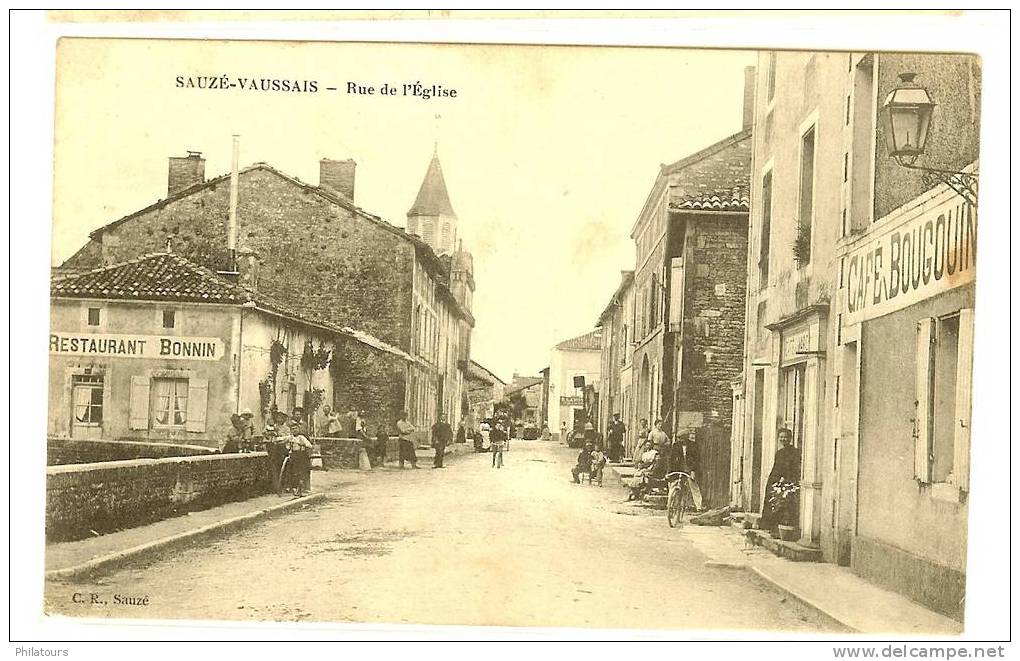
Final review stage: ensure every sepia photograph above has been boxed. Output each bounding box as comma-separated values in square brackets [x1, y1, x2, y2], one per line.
[8, 8, 1012, 649]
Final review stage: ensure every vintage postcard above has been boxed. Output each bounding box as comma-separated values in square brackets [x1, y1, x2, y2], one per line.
[32, 20, 1001, 641]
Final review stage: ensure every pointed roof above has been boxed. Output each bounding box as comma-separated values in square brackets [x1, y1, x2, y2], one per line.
[407, 153, 456, 218]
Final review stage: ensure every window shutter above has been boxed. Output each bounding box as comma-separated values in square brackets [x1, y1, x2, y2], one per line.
[129, 376, 150, 430]
[953, 309, 975, 491]
[669, 257, 685, 332]
[186, 378, 209, 432]
[914, 318, 935, 483]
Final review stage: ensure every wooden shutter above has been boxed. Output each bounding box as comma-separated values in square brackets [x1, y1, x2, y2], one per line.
[914, 318, 935, 483]
[669, 257, 685, 332]
[953, 309, 975, 491]
[185, 378, 209, 432]
[129, 376, 150, 430]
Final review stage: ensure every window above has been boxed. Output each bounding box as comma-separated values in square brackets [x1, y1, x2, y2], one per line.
[87, 307, 101, 326]
[72, 374, 104, 425]
[914, 310, 975, 493]
[163, 309, 176, 329]
[152, 378, 188, 427]
[797, 126, 816, 266]
[759, 170, 773, 288]
[766, 51, 777, 102]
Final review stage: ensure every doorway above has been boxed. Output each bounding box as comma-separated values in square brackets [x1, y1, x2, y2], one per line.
[750, 369, 765, 512]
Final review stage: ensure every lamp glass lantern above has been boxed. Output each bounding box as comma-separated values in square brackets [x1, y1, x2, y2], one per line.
[881, 73, 935, 166]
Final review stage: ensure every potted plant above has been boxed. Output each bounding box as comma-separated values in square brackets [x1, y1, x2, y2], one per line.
[768, 478, 801, 541]
[791, 223, 812, 267]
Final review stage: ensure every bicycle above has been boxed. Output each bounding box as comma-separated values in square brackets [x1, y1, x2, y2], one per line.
[665, 471, 699, 528]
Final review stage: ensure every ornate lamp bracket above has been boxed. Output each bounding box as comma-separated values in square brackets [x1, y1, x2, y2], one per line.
[897, 161, 978, 207]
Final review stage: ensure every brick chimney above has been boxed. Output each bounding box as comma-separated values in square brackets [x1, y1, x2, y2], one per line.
[319, 158, 356, 201]
[742, 66, 757, 131]
[168, 151, 206, 196]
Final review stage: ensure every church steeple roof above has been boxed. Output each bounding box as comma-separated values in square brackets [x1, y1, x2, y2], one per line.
[407, 150, 456, 218]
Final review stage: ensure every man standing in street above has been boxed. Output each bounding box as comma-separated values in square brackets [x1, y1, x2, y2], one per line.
[607, 413, 626, 462]
[396, 411, 419, 469]
[431, 413, 453, 468]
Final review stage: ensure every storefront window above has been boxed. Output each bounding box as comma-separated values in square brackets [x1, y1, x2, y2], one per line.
[72, 374, 104, 424]
[153, 378, 188, 427]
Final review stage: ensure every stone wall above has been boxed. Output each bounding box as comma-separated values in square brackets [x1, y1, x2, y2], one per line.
[61, 166, 416, 351]
[46, 453, 271, 542]
[678, 213, 749, 423]
[47, 438, 217, 466]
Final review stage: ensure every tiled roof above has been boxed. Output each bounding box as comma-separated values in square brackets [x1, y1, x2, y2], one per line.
[50, 252, 415, 363]
[555, 329, 602, 352]
[670, 186, 750, 212]
[466, 360, 507, 386]
[51, 252, 251, 304]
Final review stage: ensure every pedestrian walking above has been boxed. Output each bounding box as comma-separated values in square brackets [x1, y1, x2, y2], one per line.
[285, 420, 314, 496]
[396, 411, 419, 469]
[431, 413, 453, 468]
[490, 422, 507, 468]
[607, 413, 626, 462]
[559, 421, 568, 444]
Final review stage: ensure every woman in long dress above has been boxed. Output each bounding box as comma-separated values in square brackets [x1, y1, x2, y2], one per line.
[759, 427, 801, 530]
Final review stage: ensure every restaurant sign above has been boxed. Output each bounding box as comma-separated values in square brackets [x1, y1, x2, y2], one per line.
[50, 332, 225, 361]
[843, 193, 976, 326]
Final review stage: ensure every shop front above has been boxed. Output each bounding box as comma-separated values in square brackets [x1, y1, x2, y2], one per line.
[836, 184, 975, 619]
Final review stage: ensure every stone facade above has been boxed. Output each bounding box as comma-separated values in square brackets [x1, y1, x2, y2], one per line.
[60, 157, 474, 440]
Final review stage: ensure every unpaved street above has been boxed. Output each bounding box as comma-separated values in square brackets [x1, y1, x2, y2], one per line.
[46, 441, 839, 632]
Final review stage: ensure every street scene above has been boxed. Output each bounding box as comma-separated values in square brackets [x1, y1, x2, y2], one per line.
[41, 36, 981, 637]
[45, 441, 838, 631]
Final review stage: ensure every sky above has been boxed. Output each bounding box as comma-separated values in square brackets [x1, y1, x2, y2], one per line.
[52, 38, 756, 383]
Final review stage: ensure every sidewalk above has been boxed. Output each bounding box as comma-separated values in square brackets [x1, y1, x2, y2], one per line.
[604, 466, 962, 635]
[46, 444, 475, 580]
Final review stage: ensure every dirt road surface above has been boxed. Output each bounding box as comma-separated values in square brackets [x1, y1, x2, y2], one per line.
[45, 440, 840, 633]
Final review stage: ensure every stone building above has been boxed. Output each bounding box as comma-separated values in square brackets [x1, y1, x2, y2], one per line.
[59, 150, 475, 442]
[464, 360, 506, 428]
[734, 50, 978, 620]
[48, 252, 412, 447]
[595, 271, 634, 452]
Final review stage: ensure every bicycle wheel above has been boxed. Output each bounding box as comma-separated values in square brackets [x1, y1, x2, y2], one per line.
[667, 482, 690, 528]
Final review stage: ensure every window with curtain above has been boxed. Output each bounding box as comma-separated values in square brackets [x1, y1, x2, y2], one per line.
[72, 374, 104, 424]
[153, 378, 188, 426]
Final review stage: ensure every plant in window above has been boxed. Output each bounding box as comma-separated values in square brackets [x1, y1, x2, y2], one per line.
[791, 223, 812, 267]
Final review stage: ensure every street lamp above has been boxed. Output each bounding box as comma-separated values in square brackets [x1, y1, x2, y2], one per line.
[881, 72, 977, 206]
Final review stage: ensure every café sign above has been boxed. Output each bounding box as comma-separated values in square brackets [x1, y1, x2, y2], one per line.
[843, 193, 976, 326]
[50, 332, 225, 361]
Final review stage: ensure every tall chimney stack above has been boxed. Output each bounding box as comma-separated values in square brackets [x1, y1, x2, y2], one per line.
[167, 151, 205, 195]
[742, 65, 757, 131]
[319, 158, 357, 201]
